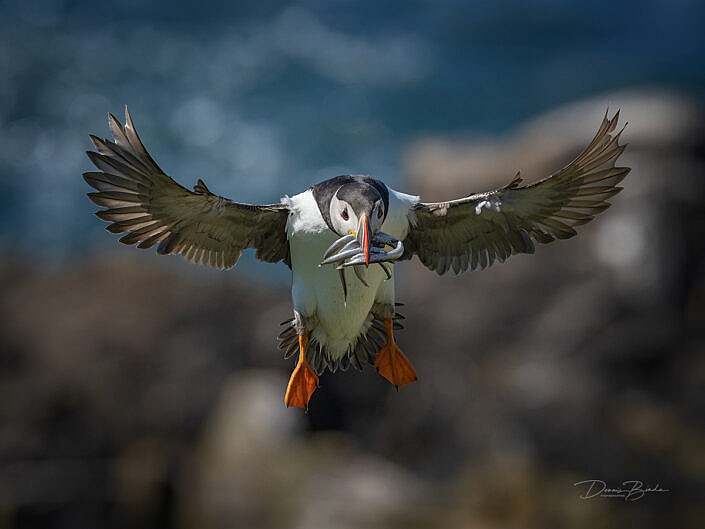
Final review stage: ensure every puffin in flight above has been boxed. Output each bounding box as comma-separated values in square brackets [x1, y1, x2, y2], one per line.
[84, 107, 629, 409]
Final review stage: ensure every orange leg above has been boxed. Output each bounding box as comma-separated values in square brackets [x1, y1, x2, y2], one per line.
[284, 333, 319, 409]
[374, 318, 417, 389]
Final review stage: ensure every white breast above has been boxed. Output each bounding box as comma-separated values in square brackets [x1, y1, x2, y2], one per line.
[281, 187, 418, 359]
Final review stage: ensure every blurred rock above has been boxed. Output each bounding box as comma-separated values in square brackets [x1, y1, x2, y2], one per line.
[177, 370, 301, 529]
[179, 371, 425, 529]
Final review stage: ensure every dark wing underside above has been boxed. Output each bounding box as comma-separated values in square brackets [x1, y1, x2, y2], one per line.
[84, 107, 290, 270]
[402, 110, 630, 275]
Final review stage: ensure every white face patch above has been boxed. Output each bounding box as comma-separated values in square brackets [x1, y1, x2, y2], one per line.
[329, 186, 387, 236]
[330, 194, 359, 235]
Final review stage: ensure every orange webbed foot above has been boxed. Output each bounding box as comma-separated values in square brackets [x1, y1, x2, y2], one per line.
[375, 319, 417, 388]
[284, 334, 319, 409]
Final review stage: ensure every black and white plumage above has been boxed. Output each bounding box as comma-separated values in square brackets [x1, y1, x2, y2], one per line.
[84, 107, 629, 403]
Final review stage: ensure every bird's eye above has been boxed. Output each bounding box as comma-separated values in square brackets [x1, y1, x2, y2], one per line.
[341, 208, 349, 221]
[378, 207, 383, 219]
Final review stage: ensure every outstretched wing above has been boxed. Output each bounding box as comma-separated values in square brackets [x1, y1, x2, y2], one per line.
[84, 107, 290, 270]
[402, 110, 630, 275]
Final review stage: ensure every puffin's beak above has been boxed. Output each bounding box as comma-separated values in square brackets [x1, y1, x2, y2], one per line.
[356, 214, 371, 266]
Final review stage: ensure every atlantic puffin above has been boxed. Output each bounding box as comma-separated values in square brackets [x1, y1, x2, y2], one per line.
[84, 107, 629, 409]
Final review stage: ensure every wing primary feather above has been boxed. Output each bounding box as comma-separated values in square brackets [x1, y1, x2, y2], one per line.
[107, 113, 132, 152]
[123, 106, 166, 174]
[83, 172, 149, 194]
[137, 230, 170, 249]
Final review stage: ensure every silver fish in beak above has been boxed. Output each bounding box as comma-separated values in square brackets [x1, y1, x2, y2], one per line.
[322, 233, 356, 261]
[320, 227, 404, 295]
[321, 230, 404, 268]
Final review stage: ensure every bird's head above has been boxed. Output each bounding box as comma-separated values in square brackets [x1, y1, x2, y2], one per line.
[329, 182, 385, 266]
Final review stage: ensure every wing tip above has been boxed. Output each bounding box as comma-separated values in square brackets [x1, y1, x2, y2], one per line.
[107, 112, 121, 128]
[193, 178, 213, 195]
[124, 104, 134, 129]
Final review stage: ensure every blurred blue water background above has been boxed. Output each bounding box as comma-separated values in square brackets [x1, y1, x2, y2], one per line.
[1, 0, 703, 266]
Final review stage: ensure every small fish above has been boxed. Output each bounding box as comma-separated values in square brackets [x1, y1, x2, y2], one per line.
[323, 233, 356, 260]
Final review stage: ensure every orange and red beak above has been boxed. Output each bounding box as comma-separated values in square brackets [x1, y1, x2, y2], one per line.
[355, 214, 372, 266]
